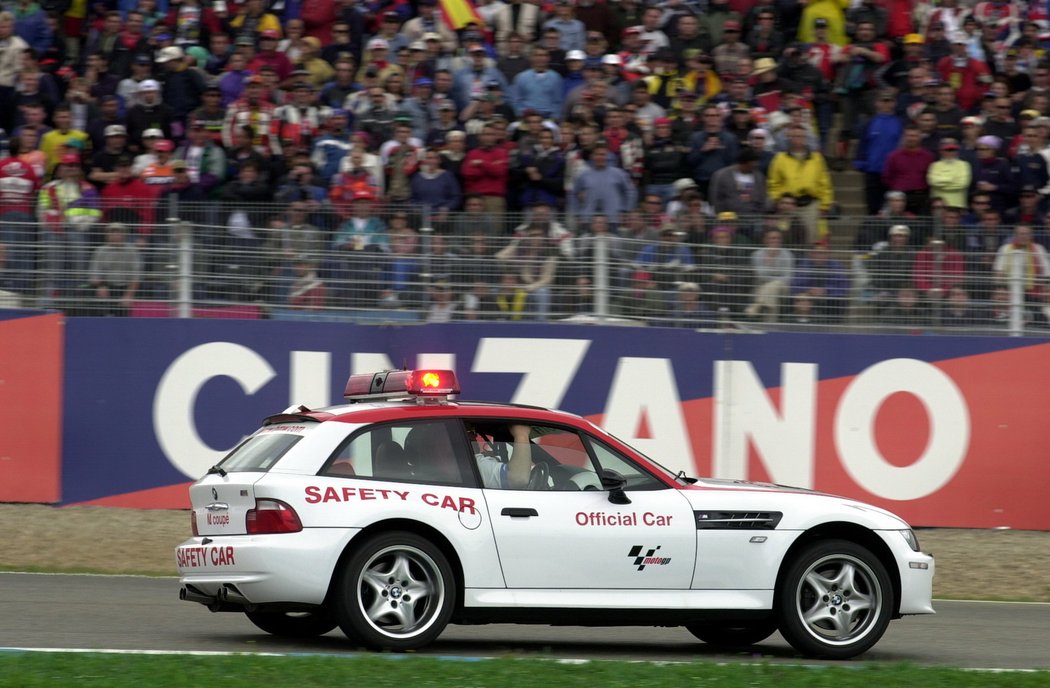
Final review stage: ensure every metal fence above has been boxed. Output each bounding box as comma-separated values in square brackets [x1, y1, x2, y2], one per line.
[0, 201, 1045, 336]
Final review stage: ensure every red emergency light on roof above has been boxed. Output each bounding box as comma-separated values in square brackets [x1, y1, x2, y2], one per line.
[344, 369, 460, 400]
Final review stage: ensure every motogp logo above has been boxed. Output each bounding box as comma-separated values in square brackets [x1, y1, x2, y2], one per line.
[628, 545, 671, 571]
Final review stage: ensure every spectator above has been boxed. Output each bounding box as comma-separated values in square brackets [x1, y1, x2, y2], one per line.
[790, 239, 849, 323]
[510, 46, 563, 118]
[287, 254, 328, 310]
[869, 224, 917, 317]
[940, 285, 978, 326]
[37, 153, 102, 301]
[0, 12, 30, 135]
[495, 223, 558, 319]
[0, 142, 41, 296]
[882, 124, 936, 215]
[971, 135, 1014, 212]
[708, 145, 768, 220]
[698, 224, 750, 317]
[914, 237, 965, 321]
[461, 123, 510, 215]
[927, 138, 972, 214]
[993, 224, 1050, 325]
[832, 20, 889, 166]
[158, 45, 205, 124]
[575, 140, 637, 226]
[745, 227, 794, 322]
[86, 222, 141, 316]
[936, 32, 992, 113]
[687, 104, 738, 197]
[411, 148, 462, 218]
[855, 90, 905, 214]
[767, 123, 833, 245]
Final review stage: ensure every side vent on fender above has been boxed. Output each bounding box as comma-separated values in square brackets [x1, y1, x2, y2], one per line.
[694, 511, 783, 530]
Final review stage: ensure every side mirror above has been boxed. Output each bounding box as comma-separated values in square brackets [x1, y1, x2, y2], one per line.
[600, 468, 631, 505]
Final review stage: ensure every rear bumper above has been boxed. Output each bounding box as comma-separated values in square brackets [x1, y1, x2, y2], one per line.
[176, 527, 359, 607]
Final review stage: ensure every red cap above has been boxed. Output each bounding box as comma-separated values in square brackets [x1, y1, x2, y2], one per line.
[260, 29, 280, 39]
[352, 188, 376, 201]
[60, 153, 81, 165]
[154, 139, 175, 152]
[724, 19, 742, 30]
[622, 26, 642, 36]
[653, 117, 672, 126]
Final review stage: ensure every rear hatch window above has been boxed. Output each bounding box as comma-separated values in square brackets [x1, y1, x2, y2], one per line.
[218, 426, 309, 473]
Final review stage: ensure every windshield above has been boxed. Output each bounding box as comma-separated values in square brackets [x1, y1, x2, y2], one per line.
[593, 424, 692, 484]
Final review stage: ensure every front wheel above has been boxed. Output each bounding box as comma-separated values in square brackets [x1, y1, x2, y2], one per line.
[334, 531, 455, 650]
[686, 618, 778, 648]
[244, 610, 338, 638]
[776, 539, 894, 659]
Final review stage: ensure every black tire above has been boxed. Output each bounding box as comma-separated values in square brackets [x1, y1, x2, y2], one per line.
[244, 610, 338, 638]
[334, 531, 455, 650]
[686, 618, 778, 648]
[776, 539, 895, 659]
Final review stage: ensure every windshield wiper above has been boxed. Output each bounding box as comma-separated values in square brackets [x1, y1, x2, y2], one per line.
[206, 464, 227, 477]
[676, 470, 697, 484]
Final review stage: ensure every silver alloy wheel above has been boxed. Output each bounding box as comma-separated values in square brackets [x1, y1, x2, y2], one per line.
[356, 544, 444, 639]
[794, 553, 883, 646]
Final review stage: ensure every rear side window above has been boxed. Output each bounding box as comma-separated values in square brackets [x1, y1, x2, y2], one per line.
[219, 433, 303, 472]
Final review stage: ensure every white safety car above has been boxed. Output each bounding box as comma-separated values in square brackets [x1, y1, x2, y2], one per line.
[176, 369, 934, 659]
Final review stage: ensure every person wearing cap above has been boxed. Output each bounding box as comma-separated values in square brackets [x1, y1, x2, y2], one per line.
[927, 137, 972, 211]
[221, 74, 279, 156]
[39, 103, 90, 176]
[0, 135, 41, 296]
[936, 31, 991, 112]
[972, 134, 1013, 211]
[117, 53, 157, 108]
[87, 125, 130, 187]
[711, 19, 749, 77]
[247, 28, 294, 82]
[174, 118, 227, 194]
[1002, 185, 1046, 232]
[844, 0, 888, 42]
[709, 145, 768, 220]
[798, 0, 847, 46]
[37, 152, 102, 299]
[452, 41, 509, 110]
[401, 0, 457, 53]
[157, 45, 206, 123]
[227, 0, 281, 42]
[274, 80, 323, 155]
[854, 90, 904, 214]
[125, 79, 175, 152]
[869, 223, 917, 320]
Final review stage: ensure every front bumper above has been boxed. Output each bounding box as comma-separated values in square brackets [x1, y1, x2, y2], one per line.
[876, 530, 936, 615]
[176, 527, 359, 608]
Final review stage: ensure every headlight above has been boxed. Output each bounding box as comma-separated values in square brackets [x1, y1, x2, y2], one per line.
[899, 529, 920, 552]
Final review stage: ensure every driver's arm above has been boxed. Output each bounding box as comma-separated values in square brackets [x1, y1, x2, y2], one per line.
[506, 424, 533, 488]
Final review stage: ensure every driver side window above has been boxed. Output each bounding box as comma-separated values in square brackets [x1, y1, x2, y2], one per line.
[466, 421, 599, 491]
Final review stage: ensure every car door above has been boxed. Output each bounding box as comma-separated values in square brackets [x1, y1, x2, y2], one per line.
[469, 420, 696, 590]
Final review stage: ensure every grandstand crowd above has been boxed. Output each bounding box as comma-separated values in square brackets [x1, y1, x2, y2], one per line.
[0, 0, 1048, 328]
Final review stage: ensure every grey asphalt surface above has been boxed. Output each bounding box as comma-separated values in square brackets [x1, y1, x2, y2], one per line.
[1, 573, 1047, 669]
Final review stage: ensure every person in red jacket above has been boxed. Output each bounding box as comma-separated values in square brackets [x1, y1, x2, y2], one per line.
[300, 0, 338, 45]
[882, 124, 937, 214]
[914, 237, 964, 313]
[461, 123, 510, 214]
[101, 156, 158, 236]
[937, 32, 992, 113]
[0, 149, 41, 295]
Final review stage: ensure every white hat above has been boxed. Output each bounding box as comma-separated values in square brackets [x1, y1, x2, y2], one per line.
[889, 224, 910, 236]
[367, 37, 389, 50]
[950, 31, 968, 44]
[143, 127, 164, 139]
[566, 49, 586, 61]
[156, 46, 185, 63]
[409, 40, 425, 51]
[672, 178, 698, 193]
[104, 124, 127, 137]
[601, 53, 622, 65]
[138, 79, 160, 92]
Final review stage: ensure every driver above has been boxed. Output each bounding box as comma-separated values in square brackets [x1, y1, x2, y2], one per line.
[475, 424, 535, 489]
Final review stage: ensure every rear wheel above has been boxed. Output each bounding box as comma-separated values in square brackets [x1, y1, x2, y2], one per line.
[334, 531, 455, 650]
[776, 539, 894, 659]
[686, 618, 778, 648]
[244, 610, 337, 638]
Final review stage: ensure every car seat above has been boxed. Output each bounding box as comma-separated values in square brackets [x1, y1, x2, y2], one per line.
[373, 440, 412, 480]
[404, 424, 461, 482]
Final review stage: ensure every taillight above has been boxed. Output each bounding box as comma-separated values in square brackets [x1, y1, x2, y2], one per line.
[191, 510, 199, 536]
[246, 499, 303, 534]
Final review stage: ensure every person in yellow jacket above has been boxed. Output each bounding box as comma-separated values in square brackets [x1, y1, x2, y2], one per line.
[767, 124, 834, 245]
[797, 0, 850, 46]
[926, 138, 971, 210]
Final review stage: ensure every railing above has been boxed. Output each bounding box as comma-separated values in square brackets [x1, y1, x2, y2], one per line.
[0, 201, 1045, 336]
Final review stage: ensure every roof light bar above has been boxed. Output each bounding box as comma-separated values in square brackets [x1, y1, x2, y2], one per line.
[344, 369, 460, 400]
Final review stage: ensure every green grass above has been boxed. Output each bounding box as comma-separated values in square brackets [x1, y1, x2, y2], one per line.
[0, 653, 1046, 688]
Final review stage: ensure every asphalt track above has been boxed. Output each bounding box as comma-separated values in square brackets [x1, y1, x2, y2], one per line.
[1, 573, 1048, 670]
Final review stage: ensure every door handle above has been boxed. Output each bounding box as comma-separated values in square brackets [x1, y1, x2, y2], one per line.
[501, 507, 539, 518]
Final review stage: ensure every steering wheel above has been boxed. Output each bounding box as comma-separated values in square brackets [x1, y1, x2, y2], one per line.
[527, 461, 550, 490]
